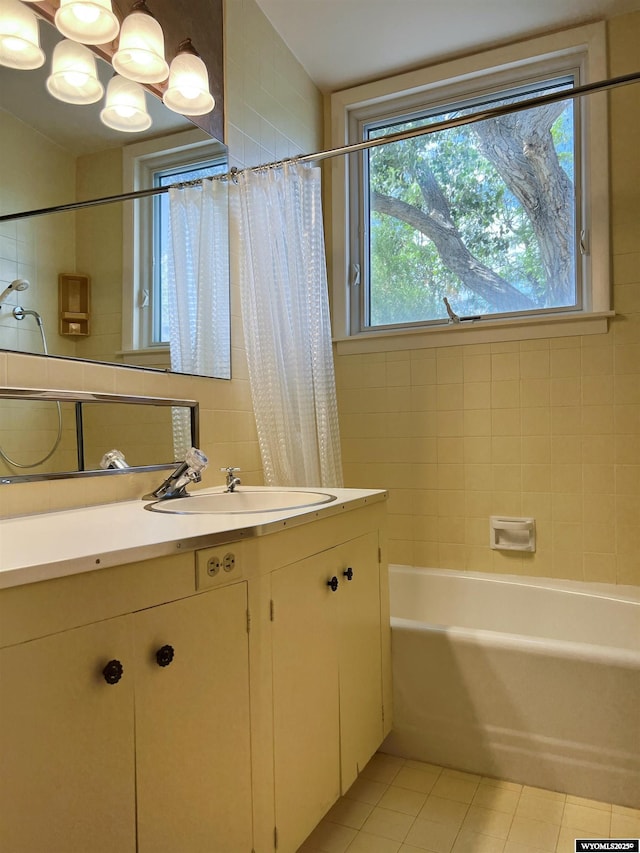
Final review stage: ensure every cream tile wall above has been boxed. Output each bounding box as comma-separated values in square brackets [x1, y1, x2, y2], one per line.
[0, 111, 77, 361]
[75, 148, 124, 365]
[82, 402, 176, 470]
[225, 0, 322, 170]
[0, 400, 77, 476]
[0, 118, 121, 366]
[334, 11, 640, 586]
[0, 0, 323, 518]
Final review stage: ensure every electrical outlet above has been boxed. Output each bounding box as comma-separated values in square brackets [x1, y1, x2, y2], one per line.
[207, 555, 221, 576]
[196, 544, 244, 590]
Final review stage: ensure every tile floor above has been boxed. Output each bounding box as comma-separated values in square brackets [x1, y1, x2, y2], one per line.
[297, 753, 640, 853]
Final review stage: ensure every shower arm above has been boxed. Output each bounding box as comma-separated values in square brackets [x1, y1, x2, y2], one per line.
[14, 306, 43, 325]
[13, 307, 48, 352]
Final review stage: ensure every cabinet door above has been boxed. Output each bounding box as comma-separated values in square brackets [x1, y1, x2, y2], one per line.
[272, 551, 341, 853]
[0, 616, 136, 853]
[134, 581, 253, 853]
[336, 532, 384, 791]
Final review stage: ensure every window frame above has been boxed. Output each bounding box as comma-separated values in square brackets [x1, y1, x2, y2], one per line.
[120, 129, 227, 368]
[329, 23, 611, 354]
[354, 72, 582, 332]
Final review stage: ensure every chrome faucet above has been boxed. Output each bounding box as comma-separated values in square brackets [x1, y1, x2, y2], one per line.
[143, 447, 208, 501]
[100, 449, 130, 470]
[221, 466, 241, 492]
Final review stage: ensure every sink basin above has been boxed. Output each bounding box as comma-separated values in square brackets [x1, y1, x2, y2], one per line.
[145, 489, 337, 515]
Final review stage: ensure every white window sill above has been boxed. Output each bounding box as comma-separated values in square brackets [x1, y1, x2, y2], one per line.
[119, 347, 171, 369]
[334, 311, 614, 356]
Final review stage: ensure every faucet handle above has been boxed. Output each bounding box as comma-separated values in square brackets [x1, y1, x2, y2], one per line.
[185, 447, 208, 472]
[220, 467, 242, 491]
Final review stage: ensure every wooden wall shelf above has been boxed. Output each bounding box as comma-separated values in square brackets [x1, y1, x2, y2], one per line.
[59, 274, 90, 337]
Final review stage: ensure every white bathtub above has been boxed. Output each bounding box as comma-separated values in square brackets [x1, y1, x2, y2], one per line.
[382, 566, 640, 807]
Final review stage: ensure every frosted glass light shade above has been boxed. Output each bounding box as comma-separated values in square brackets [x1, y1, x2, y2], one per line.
[0, 0, 44, 69]
[163, 51, 215, 116]
[112, 10, 168, 83]
[54, 0, 119, 45]
[46, 39, 104, 104]
[100, 75, 152, 132]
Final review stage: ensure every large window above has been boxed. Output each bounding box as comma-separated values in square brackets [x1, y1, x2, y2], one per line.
[362, 77, 578, 329]
[331, 25, 611, 349]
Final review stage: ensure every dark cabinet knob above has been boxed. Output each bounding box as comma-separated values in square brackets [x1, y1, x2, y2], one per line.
[327, 576, 339, 592]
[156, 644, 175, 667]
[103, 659, 124, 685]
[343, 567, 354, 581]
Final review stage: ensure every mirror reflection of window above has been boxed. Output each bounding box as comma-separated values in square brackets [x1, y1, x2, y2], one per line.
[121, 129, 229, 377]
[154, 158, 227, 344]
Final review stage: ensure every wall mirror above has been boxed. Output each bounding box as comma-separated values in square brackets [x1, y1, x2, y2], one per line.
[0, 388, 198, 483]
[0, 3, 230, 380]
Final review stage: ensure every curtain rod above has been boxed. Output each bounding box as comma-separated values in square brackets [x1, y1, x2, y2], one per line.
[2, 68, 639, 224]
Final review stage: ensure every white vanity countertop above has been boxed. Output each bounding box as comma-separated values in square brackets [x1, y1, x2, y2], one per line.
[0, 486, 387, 590]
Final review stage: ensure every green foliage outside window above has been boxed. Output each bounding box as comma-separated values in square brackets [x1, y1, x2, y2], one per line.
[365, 80, 577, 327]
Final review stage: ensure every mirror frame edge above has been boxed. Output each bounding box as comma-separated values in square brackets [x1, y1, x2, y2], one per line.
[0, 387, 199, 484]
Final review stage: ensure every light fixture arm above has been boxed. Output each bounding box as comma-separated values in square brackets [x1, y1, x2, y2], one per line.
[130, 0, 155, 17]
[175, 37, 199, 57]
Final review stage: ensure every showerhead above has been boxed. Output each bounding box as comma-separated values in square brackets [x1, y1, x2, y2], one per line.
[0, 279, 30, 308]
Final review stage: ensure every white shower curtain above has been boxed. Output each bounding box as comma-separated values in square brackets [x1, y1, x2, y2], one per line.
[232, 163, 343, 488]
[168, 179, 230, 455]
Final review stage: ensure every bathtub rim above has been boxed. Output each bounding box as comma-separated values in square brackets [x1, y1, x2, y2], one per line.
[388, 564, 640, 605]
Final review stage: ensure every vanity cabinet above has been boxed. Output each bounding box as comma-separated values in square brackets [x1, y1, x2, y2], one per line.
[271, 531, 385, 853]
[0, 579, 252, 853]
[134, 582, 252, 853]
[0, 615, 136, 853]
[0, 495, 389, 853]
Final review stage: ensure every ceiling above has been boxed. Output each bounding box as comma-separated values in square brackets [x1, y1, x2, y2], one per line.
[254, 0, 640, 92]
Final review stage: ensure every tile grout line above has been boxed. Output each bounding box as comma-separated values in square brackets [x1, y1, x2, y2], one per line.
[301, 756, 628, 853]
[557, 797, 567, 853]
[504, 784, 524, 852]
[448, 774, 519, 853]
